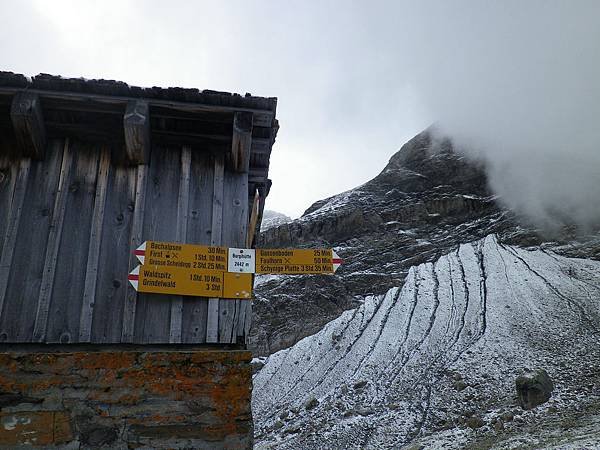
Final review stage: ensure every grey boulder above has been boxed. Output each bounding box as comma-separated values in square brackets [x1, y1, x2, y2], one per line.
[516, 368, 554, 410]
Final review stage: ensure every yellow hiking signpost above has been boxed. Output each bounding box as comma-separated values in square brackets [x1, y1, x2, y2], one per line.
[134, 241, 228, 271]
[255, 248, 342, 274]
[128, 241, 343, 298]
[127, 266, 253, 299]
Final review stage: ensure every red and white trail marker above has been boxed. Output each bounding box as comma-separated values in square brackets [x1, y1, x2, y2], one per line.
[134, 242, 146, 265]
[127, 265, 140, 290]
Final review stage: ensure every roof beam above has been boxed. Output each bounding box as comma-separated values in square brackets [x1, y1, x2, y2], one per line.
[230, 111, 253, 173]
[0, 87, 275, 126]
[124, 100, 150, 164]
[10, 91, 46, 159]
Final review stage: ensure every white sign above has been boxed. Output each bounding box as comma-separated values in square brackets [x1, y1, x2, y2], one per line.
[227, 248, 256, 273]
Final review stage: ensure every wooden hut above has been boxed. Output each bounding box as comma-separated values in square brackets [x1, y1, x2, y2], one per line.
[0, 72, 277, 448]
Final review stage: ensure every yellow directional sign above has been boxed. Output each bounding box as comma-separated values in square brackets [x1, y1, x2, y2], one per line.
[255, 249, 342, 274]
[130, 241, 343, 297]
[135, 241, 228, 272]
[128, 265, 252, 299]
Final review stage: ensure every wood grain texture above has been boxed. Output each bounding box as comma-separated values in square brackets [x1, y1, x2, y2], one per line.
[46, 142, 99, 343]
[124, 100, 150, 164]
[182, 151, 214, 343]
[92, 163, 136, 342]
[0, 155, 18, 283]
[133, 146, 181, 343]
[206, 154, 224, 343]
[0, 142, 257, 344]
[231, 112, 253, 173]
[247, 189, 260, 248]
[121, 163, 148, 342]
[0, 157, 30, 329]
[219, 169, 249, 343]
[33, 139, 73, 342]
[169, 146, 191, 343]
[10, 92, 46, 159]
[78, 148, 111, 342]
[0, 142, 63, 342]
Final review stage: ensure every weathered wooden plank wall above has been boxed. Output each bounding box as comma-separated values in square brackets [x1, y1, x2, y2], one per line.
[220, 170, 249, 343]
[90, 160, 136, 343]
[169, 146, 192, 343]
[79, 148, 111, 342]
[0, 156, 17, 259]
[0, 146, 60, 342]
[133, 146, 182, 343]
[0, 138, 253, 344]
[182, 151, 214, 344]
[121, 164, 147, 343]
[0, 159, 31, 302]
[207, 155, 225, 343]
[46, 142, 100, 343]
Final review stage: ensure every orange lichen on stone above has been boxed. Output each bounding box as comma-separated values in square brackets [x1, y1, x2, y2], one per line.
[0, 350, 253, 448]
[74, 351, 138, 370]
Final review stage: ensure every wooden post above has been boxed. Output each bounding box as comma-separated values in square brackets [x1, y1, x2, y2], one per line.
[124, 100, 150, 165]
[10, 92, 46, 160]
[252, 184, 269, 248]
[231, 112, 253, 173]
[246, 189, 260, 248]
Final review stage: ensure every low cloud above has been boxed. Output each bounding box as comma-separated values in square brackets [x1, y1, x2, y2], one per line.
[407, 1, 600, 230]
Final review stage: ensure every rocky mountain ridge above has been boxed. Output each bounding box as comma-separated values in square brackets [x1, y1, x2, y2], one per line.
[253, 236, 600, 449]
[260, 210, 292, 231]
[251, 129, 600, 357]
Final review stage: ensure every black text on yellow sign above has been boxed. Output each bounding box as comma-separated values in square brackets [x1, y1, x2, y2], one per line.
[128, 265, 252, 299]
[135, 241, 228, 271]
[255, 249, 342, 274]
[133, 240, 343, 276]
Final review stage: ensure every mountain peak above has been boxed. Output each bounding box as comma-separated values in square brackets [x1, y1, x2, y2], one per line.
[372, 128, 488, 195]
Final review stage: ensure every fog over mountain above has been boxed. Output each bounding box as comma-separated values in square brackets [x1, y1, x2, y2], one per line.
[408, 1, 600, 230]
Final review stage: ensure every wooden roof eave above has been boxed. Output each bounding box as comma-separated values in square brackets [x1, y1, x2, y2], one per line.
[0, 86, 277, 195]
[0, 87, 275, 126]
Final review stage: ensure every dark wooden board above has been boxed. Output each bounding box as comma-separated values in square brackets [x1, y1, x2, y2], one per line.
[90, 163, 137, 342]
[181, 151, 214, 343]
[0, 142, 62, 342]
[46, 142, 99, 343]
[169, 146, 191, 343]
[0, 154, 17, 260]
[78, 148, 112, 342]
[10, 92, 46, 159]
[121, 164, 148, 342]
[219, 170, 249, 343]
[133, 145, 181, 343]
[206, 155, 224, 343]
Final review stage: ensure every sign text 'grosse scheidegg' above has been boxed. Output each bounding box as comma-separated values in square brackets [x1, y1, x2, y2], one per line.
[128, 241, 343, 299]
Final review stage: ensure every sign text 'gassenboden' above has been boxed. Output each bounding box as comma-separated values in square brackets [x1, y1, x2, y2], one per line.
[255, 248, 342, 274]
[132, 241, 343, 278]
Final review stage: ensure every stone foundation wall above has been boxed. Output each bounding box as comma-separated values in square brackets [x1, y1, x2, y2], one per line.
[0, 348, 252, 449]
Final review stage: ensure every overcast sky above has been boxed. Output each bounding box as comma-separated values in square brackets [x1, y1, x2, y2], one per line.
[0, 1, 432, 217]
[2, 1, 599, 226]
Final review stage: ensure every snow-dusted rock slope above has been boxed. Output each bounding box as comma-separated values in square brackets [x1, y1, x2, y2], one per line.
[253, 235, 600, 449]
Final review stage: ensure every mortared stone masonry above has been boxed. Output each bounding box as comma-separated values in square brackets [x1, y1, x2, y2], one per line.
[0, 349, 252, 448]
